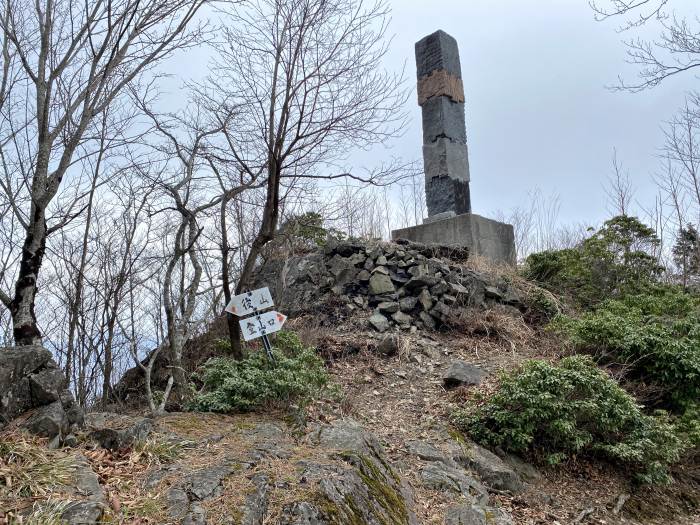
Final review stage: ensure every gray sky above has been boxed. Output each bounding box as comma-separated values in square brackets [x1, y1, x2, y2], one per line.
[379, 0, 697, 226]
[164, 0, 698, 229]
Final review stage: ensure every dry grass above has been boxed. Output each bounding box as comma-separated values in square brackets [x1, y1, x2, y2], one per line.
[446, 307, 536, 351]
[0, 432, 76, 501]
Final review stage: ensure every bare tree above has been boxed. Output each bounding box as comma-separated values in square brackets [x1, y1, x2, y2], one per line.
[605, 148, 636, 216]
[590, 1, 700, 91]
[0, 0, 207, 345]
[199, 0, 410, 355]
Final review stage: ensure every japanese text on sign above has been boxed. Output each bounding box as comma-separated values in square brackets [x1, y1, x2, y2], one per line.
[225, 287, 274, 316]
[239, 311, 288, 342]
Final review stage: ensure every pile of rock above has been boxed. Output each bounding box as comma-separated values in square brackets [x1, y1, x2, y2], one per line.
[254, 239, 524, 332]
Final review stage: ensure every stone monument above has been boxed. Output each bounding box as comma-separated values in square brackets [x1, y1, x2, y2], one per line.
[392, 30, 516, 265]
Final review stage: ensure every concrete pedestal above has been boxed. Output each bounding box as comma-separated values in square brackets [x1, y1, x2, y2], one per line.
[391, 213, 516, 265]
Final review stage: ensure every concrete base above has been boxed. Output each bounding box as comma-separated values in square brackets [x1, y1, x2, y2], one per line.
[391, 213, 516, 265]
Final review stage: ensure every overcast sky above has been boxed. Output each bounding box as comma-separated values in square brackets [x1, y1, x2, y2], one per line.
[165, 1, 698, 229]
[377, 0, 698, 227]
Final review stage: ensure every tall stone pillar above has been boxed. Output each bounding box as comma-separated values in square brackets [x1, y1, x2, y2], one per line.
[416, 30, 471, 218]
[392, 30, 516, 266]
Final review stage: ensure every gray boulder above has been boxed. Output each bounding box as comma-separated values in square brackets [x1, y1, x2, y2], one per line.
[452, 441, 524, 493]
[419, 462, 488, 504]
[0, 345, 83, 441]
[369, 312, 390, 333]
[369, 272, 396, 295]
[377, 334, 400, 356]
[445, 505, 514, 525]
[88, 417, 153, 450]
[442, 361, 486, 389]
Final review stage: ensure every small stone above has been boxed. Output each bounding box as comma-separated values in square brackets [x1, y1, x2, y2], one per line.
[419, 311, 436, 330]
[442, 294, 457, 305]
[63, 433, 79, 447]
[372, 265, 389, 275]
[369, 313, 390, 332]
[346, 253, 366, 267]
[357, 270, 370, 282]
[392, 311, 412, 327]
[377, 335, 400, 356]
[443, 361, 485, 389]
[378, 302, 400, 314]
[418, 289, 433, 311]
[430, 301, 452, 319]
[48, 434, 61, 449]
[405, 275, 440, 291]
[376, 255, 388, 265]
[399, 296, 418, 312]
[484, 286, 503, 300]
[430, 280, 450, 296]
[449, 282, 469, 296]
[369, 273, 395, 295]
[408, 264, 428, 277]
[62, 502, 104, 525]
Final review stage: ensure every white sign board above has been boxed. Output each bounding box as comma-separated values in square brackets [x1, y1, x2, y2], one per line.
[226, 287, 274, 316]
[239, 311, 288, 342]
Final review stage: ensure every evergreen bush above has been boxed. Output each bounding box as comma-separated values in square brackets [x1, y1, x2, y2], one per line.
[455, 355, 686, 484]
[554, 287, 700, 409]
[190, 331, 330, 413]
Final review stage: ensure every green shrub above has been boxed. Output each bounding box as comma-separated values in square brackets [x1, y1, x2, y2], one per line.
[189, 331, 330, 413]
[455, 355, 685, 484]
[554, 287, 700, 409]
[524, 216, 663, 307]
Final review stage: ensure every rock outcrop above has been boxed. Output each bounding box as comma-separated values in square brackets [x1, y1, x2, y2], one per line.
[253, 239, 524, 332]
[0, 345, 83, 442]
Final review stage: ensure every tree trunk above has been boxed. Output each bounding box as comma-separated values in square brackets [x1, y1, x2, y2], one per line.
[220, 195, 244, 359]
[10, 208, 47, 345]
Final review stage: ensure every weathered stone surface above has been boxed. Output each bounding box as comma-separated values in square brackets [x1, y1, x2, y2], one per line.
[279, 502, 324, 525]
[309, 419, 418, 525]
[369, 312, 390, 333]
[393, 214, 516, 266]
[419, 311, 437, 330]
[453, 441, 525, 493]
[392, 311, 413, 327]
[61, 501, 105, 525]
[423, 139, 470, 182]
[25, 401, 69, 438]
[415, 30, 462, 79]
[417, 69, 465, 105]
[399, 296, 418, 312]
[0, 346, 83, 440]
[503, 453, 541, 482]
[240, 473, 269, 525]
[378, 301, 400, 314]
[418, 289, 434, 311]
[369, 272, 396, 295]
[60, 454, 106, 524]
[421, 96, 467, 144]
[89, 417, 153, 450]
[444, 505, 514, 525]
[443, 361, 486, 389]
[419, 462, 488, 503]
[189, 465, 235, 500]
[377, 334, 400, 356]
[406, 440, 446, 463]
[316, 418, 383, 457]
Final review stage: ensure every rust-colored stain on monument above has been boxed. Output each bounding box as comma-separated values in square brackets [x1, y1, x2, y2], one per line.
[417, 69, 464, 105]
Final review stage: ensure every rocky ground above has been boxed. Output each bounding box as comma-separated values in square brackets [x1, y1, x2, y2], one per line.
[1, 240, 699, 524]
[2, 316, 698, 524]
